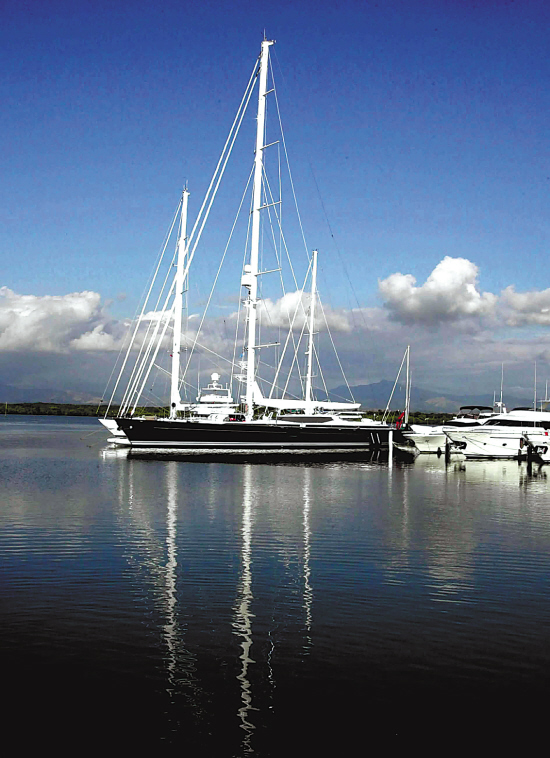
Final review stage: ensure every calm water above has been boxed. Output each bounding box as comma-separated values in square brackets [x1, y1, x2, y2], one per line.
[1, 416, 549, 750]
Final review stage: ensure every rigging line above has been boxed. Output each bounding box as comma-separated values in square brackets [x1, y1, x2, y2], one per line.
[255, 360, 302, 400]
[108, 199, 181, 415]
[185, 339, 242, 370]
[270, 57, 310, 261]
[257, 158, 267, 362]
[120, 219, 181, 414]
[120, 238, 181, 414]
[307, 161, 354, 314]
[123, 248, 181, 412]
[262, 173, 315, 388]
[262, 153, 301, 292]
[308, 160, 379, 395]
[382, 348, 407, 423]
[111, 198, 182, 416]
[185, 60, 258, 254]
[268, 259, 312, 398]
[311, 341, 330, 400]
[181, 62, 258, 294]
[259, 194, 282, 333]
[258, 68, 310, 373]
[316, 294, 355, 402]
[259, 135, 310, 327]
[261, 169, 310, 384]
[128, 61, 257, 413]
[136, 387, 169, 411]
[264, 215, 307, 397]
[124, 315, 169, 414]
[278, 140, 282, 272]
[102, 198, 182, 414]
[282, 315, 308, 399]
[180, 166, 255, 386]
[126, 246, 180, 415]
[120, 242, 180, 416]
[131, 293, 176, 415]
[276, 47, 374, 393]
[272, 49, 375, 400]
[142, 72, 255, 411]
[231, 180, 255, 391]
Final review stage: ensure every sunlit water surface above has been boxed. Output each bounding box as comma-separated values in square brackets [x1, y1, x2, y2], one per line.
[1, 416, 549, 751]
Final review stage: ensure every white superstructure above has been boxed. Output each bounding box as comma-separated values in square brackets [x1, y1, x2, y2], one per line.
[399, 404, 506, 454]
[446, 408, 550, 459]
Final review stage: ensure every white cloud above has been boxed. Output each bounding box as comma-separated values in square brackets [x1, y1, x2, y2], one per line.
[257, 291, 352, 332]
[500, 285, 550, 326]
[5, 259, 550, 403]
[142, 310, 173, 322]
[0, 287, 123, 353]
[70, 324, 123, 351]
[378, 256, 497, 325]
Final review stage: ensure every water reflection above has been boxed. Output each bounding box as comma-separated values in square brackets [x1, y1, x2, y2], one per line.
[97, 442, 550, 749]
[302, 466, 313, 648]
[164, 461, 180, 693]
[233, 464, 255, 751]
[100, 446, 326, 752]
[101, 447, 201, 723]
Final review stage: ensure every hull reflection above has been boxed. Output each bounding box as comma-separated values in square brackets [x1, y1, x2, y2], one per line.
[106, 446, 390, 467]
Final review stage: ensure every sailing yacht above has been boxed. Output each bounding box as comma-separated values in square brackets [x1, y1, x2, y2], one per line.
[103, 40, 390, 452]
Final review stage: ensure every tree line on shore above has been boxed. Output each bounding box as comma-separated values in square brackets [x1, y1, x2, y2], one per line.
[1, 403, 456, 425]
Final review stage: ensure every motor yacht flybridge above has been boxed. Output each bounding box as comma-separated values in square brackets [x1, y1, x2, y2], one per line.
[101, 40, 390, 452]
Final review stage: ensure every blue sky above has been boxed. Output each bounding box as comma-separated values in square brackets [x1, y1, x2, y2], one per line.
[2, 0, 550, 401]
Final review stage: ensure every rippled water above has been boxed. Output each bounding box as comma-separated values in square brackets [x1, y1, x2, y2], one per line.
[1, 416, 549, 750]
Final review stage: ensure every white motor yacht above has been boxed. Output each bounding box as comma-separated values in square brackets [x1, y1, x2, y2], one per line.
[397, 404, 505, 454]
[445, 408, 550, 459]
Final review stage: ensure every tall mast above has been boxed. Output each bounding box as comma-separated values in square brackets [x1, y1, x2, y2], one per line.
[244, 39, 274, 421]
[305, 250, 318, 411]
[170, 189, 189, 418]
[405, 344, 411, 425]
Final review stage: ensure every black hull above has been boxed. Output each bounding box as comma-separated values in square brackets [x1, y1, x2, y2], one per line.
[116, 418, 390, 451]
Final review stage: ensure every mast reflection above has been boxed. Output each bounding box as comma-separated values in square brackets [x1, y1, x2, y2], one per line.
[302, 466, 313, 649]
[232, 464, 255, 751]
[99, 447, 201, 713]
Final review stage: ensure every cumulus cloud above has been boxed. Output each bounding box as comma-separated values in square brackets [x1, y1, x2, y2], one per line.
[500, 285, 550, 326]
[7, 258, 550, 403]
[256, 291, 352, 332]
[0, 286, 124, 353]
[378, 257, 497, 325]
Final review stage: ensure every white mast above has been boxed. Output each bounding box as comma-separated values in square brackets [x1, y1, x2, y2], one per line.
[404, 344, 411, 425]
[243, 39, 274, 422]
[305, 250, 318, 412]
[170, 189, 189, 419]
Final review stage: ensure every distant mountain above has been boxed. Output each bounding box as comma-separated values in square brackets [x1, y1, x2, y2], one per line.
[328, 380, 531, 413]
[0, 378, 533, 413]
[0, 383, 101, 404]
